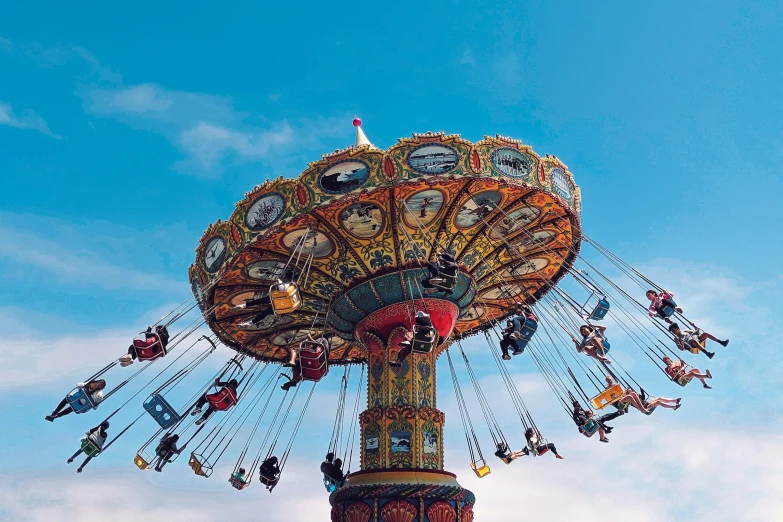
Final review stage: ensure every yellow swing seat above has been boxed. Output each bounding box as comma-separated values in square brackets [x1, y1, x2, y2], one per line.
[270, 282, 302, 315]
[590, 383, 624, 410]
[688, 339, 705, 355]
[134, 453, 151, 470]
[471, 461, 491, 478]
[188, 453, 213, 477]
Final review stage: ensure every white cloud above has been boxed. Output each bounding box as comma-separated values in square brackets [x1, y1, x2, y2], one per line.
[0, 220, 183, 294]
[0, 36, 13, 53]
[85, 83, 343, 176]
[0, 101, 63, 139]
[268, 93, 281, 102]
[460, 47, 476, 68]
[178, 121, 293, 171]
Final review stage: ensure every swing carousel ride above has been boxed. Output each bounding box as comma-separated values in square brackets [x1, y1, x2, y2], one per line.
[47, 119, 727, 522]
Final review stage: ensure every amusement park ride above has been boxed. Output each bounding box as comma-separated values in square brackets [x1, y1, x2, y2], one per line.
[47, 119, 727, 521]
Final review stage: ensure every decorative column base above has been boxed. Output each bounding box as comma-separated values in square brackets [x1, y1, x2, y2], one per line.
[329, 469, 475, 522]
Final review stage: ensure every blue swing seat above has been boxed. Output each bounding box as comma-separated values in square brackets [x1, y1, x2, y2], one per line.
[144, 393, 182, 429]
[229, 472, 250, 490]
[660, 299, 678, 318]
[589, 298, 611, 320]
[579, 419, 599, 438]
[518, 318, 538, 342]
[66, 386, 98, 414]
[323, 476, 340, 493]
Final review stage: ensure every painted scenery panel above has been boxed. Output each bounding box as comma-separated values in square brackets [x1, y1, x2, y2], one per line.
[318, 161, 370, 194]
[403, 189, 445, 228]
[455, 191, 502, 229]
[340, 203, 384, 239]
[406, 144, 459, 174]
[491, 148, 534, 179]
[281, 229, 335, 258]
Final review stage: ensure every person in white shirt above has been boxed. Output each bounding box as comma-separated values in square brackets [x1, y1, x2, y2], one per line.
[45, 379, 106, 422]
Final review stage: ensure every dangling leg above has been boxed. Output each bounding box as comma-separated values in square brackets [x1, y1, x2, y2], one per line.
[67, 448, 83, 464]
[191, 394, 209, 416]
[425, 262, 442, 283]
[47, 398, 70, 421]
[685, 368, 712, 388]
[539, 443, 564, 459]
[76, 456, 93, 473]
[622, 392, 651, 414]
[196, 406, 215, 425]
[499, 337, 512, 361]
[598, 425, 608, 443]
[699, 332, 729, 347]
[647, 397, 681, 410]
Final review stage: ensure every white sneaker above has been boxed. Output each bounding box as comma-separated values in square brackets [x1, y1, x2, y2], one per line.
[119, 354, 133, 366]
[510, 332, 522, 340]
[190, 407, 202, 416]
[429, 278, 444, 284]
[195, 417, 206, 426]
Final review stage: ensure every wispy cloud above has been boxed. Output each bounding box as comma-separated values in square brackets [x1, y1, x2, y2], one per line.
[0, 101, 63, 139]
[84, 82, 344, 176]
[0, 36, 13, 53]
[0, 212, 188, 294]
[460, 47, 476, 68]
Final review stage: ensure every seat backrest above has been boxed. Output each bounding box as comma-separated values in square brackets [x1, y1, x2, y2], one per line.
[470, 462, 491, 478]
[207, 387, 238, 411]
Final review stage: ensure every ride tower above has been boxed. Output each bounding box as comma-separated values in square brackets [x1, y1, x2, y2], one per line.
[189, 120, 581, 521]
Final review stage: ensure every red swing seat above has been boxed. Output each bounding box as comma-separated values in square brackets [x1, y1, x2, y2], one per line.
[299, 343, 328, 382]
[133, 333, 166, 362]
[206, 386, 238, 411]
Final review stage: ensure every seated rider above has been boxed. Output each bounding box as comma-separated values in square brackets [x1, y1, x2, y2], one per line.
[46, 379, 107, 422]
[421, 251, 458, 295]
[646, 289, 682, 323]
[259, 456, 281, 489]
[499, 321, 524, 360]
[67, 421, 110, 473]
[120, 325, 170, 366]
[669, 322, 728, 359]
[191, 378, 240, 425]
[509, 303, 537, 340]
[231, 467, 249, 484]
[662, 356, 712, 389]
[604, 376, 651, 414]
[154, 433, 181, 472]
[519, 428, 564, 459]
[573, 325, 611, 364]
[391, 311, 433, 367]
[285, 332, 329, 368]
[236, 292, 275, 328]
[494, 441, 525, 464]
[572, 400, 610, 443]
[320, 452, 335, 475]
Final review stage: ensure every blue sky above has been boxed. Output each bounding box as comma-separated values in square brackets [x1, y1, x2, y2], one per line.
[1, 1, 782, 521]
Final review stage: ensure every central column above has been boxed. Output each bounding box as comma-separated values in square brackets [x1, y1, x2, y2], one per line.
[329, 299, 476, 522]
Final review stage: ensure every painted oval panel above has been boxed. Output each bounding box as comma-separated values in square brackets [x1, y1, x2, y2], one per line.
[490, 206, 541, 239]
[406, 144, 459, 174]
[403, 189, 445, 228]
[318, 161, 370, 194]
[551, 168, 574, 200]
[455, 190, 502, 229]
[245, 192, 286, 231]
[491, 147, 534, 179]
[340, 202, 384, 239]
[281, 229, 335, 258]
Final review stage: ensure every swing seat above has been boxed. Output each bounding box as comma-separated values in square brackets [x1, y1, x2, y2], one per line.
[517, 318, 538, 343]
[206, 386, 238, 412]
[270, 282, 302, 315]
[601, 338, 611, 352]
[589, 298, 611, 321]
[134, 450, 153, 470]
[579, 419, 599, 438]
[80, 438, 102, 458]
[323, 477, 338, 493]
[412, 325, 437, 354]
[66, 386, 98, 414]
[438, 267, 458, 291]
[259, 471, 280, 488]
[642, 405, 658, 416]
[299, 343, 329, 382]
[660, 299, 678, 318]
[470, 462, 491, 478]
[189, 453, 213, 477]
[674, 375, 693, 387]
[688, 339, 705, 355]
[590, 383, 624, 410]
[229, 472, 250, 490]
[143, 393, 182, 429]
[133, 333, 166, 362]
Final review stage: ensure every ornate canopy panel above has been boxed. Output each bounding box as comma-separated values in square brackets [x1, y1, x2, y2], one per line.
[190, 132, 582, 365]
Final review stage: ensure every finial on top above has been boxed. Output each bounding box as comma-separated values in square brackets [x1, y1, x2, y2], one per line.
[353, 116, 374, 148]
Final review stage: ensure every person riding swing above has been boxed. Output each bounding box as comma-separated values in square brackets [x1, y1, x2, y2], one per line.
[120, 325, 170, 366]
[669, 322, 728, 359]
[190, 378, 240, 425]
[67, 421, 110, 472]
[422, 251, 459, 295]
[646, 289, 682, 324]
[154, 433, 181, 472]
[574, 324, 611, 364]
